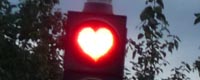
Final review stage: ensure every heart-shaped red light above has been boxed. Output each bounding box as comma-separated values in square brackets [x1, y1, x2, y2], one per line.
[77, 27, 114, 62]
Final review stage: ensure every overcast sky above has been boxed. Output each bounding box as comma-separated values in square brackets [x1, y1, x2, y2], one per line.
[56, 0, 200, 79]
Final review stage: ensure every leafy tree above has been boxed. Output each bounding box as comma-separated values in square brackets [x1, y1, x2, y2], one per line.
[0, 0, 64, 80]
[163, 5, 200, 80]
[0, 0, 30, 79]
[17, 0, 64, 79]
[193, 6, 200, 77]
[126, 0, 180, 80]
[163, 62, 191, 80]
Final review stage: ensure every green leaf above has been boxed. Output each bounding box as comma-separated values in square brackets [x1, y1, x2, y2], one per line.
[144, 25, 152, 39]
[182, 62, 191, 71]
[161, 27, 170, 34]
[194, 14, 200, 25]
[157, 13, 168, 25]
[145, 0, 153, 4]
[132, 50, 137, 59]
[129, 39, 136, 45]
[175, 36, 181, 42]
[154, 6, 162, 14]
[185, 64, 191, 71]
[160, 51, 166, 58]
[155, 32, 162, 38]
[140, 6, 154, 21]
[174, 40, 179, 50]
[125, 72, 131, 75]
[157, 0, 164, 8]
[129, 44, 133, 50]
[138, 57, 143, 64]
[149, 0, 153, 2]
[124, 68, 130, 71]
[194, 13, 200, 17]
[168, 43, 174, 53]
[149, 18, 158, 29]
[138, 33, 144, 39]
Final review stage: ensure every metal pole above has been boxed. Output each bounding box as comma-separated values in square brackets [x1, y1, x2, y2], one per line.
[87, 0, 112, 4]
[83, 0, 113, 14]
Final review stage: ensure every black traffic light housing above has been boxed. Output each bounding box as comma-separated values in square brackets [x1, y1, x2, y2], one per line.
[64, 1, 127, 80]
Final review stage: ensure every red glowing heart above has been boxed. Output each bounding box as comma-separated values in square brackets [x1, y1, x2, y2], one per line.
[77, 27, 114, 62]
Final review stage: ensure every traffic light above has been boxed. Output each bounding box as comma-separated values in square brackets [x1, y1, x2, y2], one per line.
[77, 21, 114, 62]
[63, 1, 127, 80]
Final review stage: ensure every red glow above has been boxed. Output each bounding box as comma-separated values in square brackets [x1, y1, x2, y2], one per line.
[77, 27, 114, 62]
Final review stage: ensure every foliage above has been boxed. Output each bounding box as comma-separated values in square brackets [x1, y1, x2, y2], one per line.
[194, 13, 200, 25]
[194, 57, 200, 77]
[193, 7, 200, 77]
[0, 0, 28, 79]
[0, 0, 64, 80]
[163, 62, 191, 80]
[126, 0, 180, 80]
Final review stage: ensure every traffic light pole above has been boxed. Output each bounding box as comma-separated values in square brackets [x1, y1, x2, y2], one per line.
[64, 0, 127, 80]
[83, 0, 113, 14]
